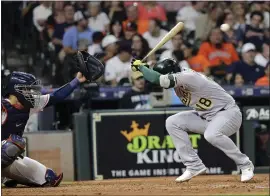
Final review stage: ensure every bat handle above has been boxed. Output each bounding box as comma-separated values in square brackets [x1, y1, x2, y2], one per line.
[141, 56, 147, 63]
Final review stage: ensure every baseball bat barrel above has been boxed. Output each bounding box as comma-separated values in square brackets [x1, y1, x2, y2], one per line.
[141, 22, 184, 62]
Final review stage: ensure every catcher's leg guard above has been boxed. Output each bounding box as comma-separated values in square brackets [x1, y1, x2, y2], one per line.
[2, 157, 63, 187]
[43, 168, 63, 187]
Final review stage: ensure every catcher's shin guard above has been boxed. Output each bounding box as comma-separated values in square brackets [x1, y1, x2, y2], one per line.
[43, 168, 63, 187]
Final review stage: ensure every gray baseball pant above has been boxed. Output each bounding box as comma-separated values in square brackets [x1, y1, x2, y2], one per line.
[165, 106, 251, 171]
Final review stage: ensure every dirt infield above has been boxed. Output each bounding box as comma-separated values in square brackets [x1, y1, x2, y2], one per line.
[2, 174, 269, 196]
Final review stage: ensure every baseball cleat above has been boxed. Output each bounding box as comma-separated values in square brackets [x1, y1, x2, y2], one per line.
[241, 163, 254, 182]
[175, 167, 207, 182]
[44, 168, 63, 187]
[3, 178, 18, 188]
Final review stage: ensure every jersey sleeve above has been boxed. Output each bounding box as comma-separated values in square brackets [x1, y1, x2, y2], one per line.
[174, 71, 203, 90]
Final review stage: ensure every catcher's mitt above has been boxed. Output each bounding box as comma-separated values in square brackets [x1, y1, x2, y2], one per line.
[73, 51, 104, 82]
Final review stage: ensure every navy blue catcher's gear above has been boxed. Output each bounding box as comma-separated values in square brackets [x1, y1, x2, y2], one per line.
[2, 100, 30, 140]
[2, 169, 63, 188]
[2, 72, 42, 109]
[153, 58, 181, 75]
[1, 135, 26, 168]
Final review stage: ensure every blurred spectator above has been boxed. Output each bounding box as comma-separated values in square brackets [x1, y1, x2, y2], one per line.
[160, 33, 189, 68]
[119, 71, 151, 109]
[122, 4, 149, 35]
[176, 2, 206, 39]
[195, 3, 223, 42]
[158, 1, 190, 12]
[238, 11, 267, 52]
[74, 1, 88, 17]
[198, 28, 239, 79]
[255, 123, 270, 166]
[33, 2, 52, 32]
[143, 19, 172, 50]
[131, 34, 154, 62]
[108, 1, 127, 23]
[105, 41, 132, 86]
[226, 43, 265, 85]
[46, 2, 65, 39]
[138, 2, 167, 22]
[246, 2, 270, 29]
[231, 2, 246, 31]
[101, 35, 118, 62]
[63, 11, 93, 55]
[255, 61, 270, 87]
[124, 22, 138, 41]
[109, 20, 124, 39]
[195, 2, 223, 42]
[234, 74, 245, 87]
[185, 44, 211, 75]
[88, 31, 104, 56]
[217, 12, 238, 47]
[52, 3, 75, 55]
[255, 43, 270, 67]
[88, 2, 110, 33]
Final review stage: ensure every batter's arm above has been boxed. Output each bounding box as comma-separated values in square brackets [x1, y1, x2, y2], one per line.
[138, 65, 177, 89]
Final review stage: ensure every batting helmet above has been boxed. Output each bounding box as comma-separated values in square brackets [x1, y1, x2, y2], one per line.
[2, 71, 42, 109]
[153, 58, 181, 75]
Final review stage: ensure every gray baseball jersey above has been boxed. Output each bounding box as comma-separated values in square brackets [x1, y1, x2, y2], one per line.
[173, 69, 236, 120]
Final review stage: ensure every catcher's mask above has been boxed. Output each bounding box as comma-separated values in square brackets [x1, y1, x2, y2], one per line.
[74, 51, 105, 82]
[3, 72, 42, 109]
[153, 58, 181, 75]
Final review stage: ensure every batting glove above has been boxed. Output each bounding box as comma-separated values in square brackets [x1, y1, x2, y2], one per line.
[131, 59, 146, 72]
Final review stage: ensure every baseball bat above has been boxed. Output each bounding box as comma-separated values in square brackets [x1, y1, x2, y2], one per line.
[142, 22, 184, 62]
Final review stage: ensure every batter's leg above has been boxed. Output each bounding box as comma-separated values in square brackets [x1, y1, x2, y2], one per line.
[2, 157, 63, 187]
[204, 106, 254, 181]
[166, 111, 207, 176]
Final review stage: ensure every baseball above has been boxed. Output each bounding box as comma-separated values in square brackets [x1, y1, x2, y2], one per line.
[220, 23, 230, 32]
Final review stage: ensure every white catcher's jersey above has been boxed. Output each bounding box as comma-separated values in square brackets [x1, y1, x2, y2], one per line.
[172, 69, 236, 120]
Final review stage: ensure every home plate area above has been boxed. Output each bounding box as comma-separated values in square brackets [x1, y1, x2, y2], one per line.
[2, 174, 269, 196]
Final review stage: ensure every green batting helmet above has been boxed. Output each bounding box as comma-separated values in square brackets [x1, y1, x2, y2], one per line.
[153, 58, 181, 75]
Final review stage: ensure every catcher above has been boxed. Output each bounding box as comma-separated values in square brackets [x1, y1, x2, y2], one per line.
[131, 58, 254, 182]
[1, 51, 104, 187]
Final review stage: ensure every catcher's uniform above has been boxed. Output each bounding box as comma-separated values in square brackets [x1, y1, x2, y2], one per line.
[2, 95, 50, 186]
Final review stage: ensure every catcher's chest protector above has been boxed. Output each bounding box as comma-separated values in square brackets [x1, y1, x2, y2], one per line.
[2, 100, 29, 140]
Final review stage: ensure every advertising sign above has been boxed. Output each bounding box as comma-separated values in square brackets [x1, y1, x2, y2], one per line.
[243, 106, 269, 121]
[91, 109, 238, 180]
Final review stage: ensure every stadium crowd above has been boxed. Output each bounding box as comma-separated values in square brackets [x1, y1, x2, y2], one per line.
[2, 1, 270, 89]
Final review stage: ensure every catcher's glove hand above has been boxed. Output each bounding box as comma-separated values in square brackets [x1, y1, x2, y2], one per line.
[73, 51, 104, 82]
[131, 58, 147, 72]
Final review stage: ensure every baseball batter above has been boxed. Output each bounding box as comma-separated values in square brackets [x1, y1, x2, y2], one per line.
[131, 58, 254, 182]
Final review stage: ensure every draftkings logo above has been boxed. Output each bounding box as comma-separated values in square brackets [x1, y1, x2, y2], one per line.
[121, 121, 201, 164]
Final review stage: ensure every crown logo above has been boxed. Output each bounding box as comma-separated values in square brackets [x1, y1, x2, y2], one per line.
[121, 121, 150, 142]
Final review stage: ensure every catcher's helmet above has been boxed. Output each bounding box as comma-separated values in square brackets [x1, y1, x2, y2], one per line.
[153, 58, 181, 75]
[2, 71, 42, 109]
